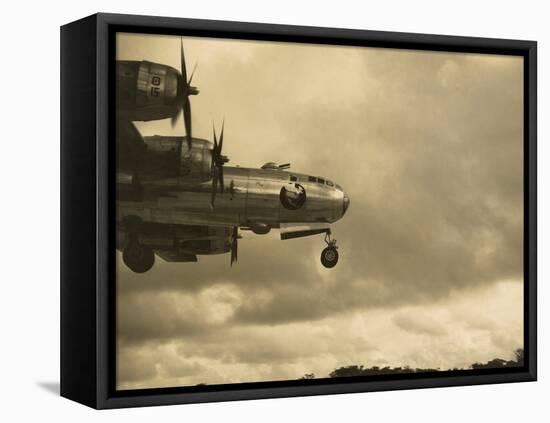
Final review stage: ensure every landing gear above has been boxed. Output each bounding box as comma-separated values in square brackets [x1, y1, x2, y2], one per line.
[123, 237, 155, 273]
[320, 232, 339, 268]
[121, 216, 155, 273]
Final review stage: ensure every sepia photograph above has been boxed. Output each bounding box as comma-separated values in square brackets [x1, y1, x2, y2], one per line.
[115, 32, 525, 390]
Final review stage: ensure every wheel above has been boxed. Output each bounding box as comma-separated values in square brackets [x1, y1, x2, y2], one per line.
[321, 246, 339, 268]
[123, 241, 155, 273]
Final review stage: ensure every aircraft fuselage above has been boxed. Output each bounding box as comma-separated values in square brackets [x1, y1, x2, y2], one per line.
[117, 166, 349, 228]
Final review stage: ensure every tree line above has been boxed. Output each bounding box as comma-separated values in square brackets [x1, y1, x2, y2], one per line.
[300, 348, 524, 379]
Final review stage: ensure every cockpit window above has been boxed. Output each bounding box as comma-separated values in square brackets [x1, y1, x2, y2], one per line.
[308, 176, 317, 182]
[290, 175, 298, 182]
[326, 180, 334, 187]
[317, 177, 325, 184]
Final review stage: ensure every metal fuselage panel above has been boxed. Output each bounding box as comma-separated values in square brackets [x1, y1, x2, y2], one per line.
[116, 167, 345, 228]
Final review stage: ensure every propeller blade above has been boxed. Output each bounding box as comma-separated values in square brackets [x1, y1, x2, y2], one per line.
[219, 120, 224, 153]
[180, 38, 188, 88]
[170, 109, 180, 128]
[211, 123, 217, 165]
[210, 121, 229, 206]
[230, 226, 238, 266]
[176, 38, 194, 148]
[234, 236, 238, 262]
[218, 166, 224, 193]
[210, 168, 218, 209]
[209, 124, 219, 209]
[188, 62, 198, 85]
[212, 123, 218, 148]
[183, 96, 192, 150]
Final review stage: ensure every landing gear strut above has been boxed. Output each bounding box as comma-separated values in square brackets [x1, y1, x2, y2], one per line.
[320, 231, 339, 268]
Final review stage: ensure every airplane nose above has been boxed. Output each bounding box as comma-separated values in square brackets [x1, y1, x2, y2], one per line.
[342, 193, 350, 216]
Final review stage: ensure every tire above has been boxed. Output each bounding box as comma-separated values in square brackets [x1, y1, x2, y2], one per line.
[321, 247, 339, 268]
[123, 241, 155, 273]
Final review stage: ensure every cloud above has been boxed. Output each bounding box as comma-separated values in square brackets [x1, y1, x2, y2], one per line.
[117, 280, 523, 389]
[116, 34, 524, 388]
[392, 312, 447, 337]
[117, 283, 244, 344]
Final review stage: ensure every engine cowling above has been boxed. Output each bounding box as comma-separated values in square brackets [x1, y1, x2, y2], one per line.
[138, 136, 213, 183]
[179, 139, 213, 183]
[117, 61, 181, 122]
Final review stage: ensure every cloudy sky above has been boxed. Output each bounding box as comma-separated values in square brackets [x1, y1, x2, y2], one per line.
[116, 33, 524, 390]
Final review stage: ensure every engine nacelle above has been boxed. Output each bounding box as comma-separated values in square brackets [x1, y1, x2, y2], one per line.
[138, 136, 214, 183]
[179, 139, 213, 183]
[177, 226, 231, 255]
[117, 61, 181, 122]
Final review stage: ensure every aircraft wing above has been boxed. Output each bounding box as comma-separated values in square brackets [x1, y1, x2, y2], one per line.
[116, 119, 147, 170]
[155, 249, 198, 263]
[280, 222, 331, 240]
[116, 217, 235, 268]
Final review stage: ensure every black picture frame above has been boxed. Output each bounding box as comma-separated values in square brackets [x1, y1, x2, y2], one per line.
[61, 13, 537, 409]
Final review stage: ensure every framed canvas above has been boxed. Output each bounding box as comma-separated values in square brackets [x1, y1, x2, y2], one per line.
[60, 13, 537, 409]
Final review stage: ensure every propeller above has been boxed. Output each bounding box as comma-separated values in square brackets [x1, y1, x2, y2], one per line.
[230, 226, 241, 266]
[172, 38, 199, 151]
[210, 122, 230, 209]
